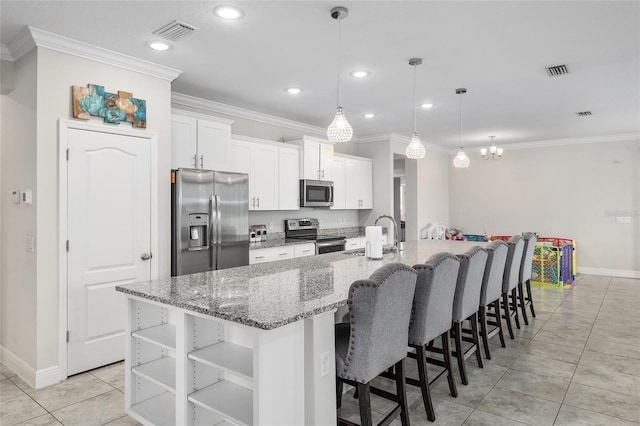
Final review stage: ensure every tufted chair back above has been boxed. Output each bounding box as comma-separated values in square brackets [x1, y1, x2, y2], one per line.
[520, 233, 537, 283]
[408, 252, 460, 346]
[480, 240, 508, 306]
[336, 262, 417, 383]
[503, 235, 525, 293]
[452, 246, 488, 323]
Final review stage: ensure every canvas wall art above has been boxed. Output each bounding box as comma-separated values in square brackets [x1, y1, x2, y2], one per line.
[72, 84, 147, 128]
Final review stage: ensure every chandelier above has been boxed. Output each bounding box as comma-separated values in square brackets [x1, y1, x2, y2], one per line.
[481, 136, 504, 160]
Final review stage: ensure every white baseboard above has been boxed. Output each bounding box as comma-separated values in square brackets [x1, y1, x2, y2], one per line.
[0, 345, 63, 389]
[577, 267, 640, 279]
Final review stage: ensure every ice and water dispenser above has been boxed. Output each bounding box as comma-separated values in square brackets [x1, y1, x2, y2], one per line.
[188, 213, 209, 250]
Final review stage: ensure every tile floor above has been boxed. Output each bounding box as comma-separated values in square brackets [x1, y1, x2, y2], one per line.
[1, 274, 638, 425]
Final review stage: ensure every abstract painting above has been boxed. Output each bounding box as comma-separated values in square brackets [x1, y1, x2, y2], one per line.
[72, 83, 147, 128]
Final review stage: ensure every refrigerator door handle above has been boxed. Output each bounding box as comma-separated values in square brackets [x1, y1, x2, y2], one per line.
[214, 194, 221, 267]
[210, 195, 216, 269]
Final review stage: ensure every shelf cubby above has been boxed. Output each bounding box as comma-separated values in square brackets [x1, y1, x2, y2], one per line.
[130, 392, 176, 426]
[131, 356, 176, 393]
[188, 341, 253, 381]
[132, 323, 176, 350]
[188, 380, 253, 426]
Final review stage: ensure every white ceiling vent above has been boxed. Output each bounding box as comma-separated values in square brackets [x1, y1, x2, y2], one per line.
[153, 20, 199, 41]
[546, 64, 569, 77]
[576, 111, 592, 117]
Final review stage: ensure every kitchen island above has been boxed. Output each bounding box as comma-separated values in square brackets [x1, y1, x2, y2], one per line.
[116, 239, 484, 426]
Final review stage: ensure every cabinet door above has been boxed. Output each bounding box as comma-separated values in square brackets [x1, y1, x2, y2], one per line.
[345, 237, 362, 251]
[279, 147, 300, 210]
[197, 120, 230, 171]
[301, 139, 320, 180]
[171, 115, 198, 169]
[345, 158, 373, 209]
[331, 156, 346, 209]
[319, 143, 334, 181]
[251, 144, 278, 210]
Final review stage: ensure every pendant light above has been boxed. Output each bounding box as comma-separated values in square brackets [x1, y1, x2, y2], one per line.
[405, 58, 426, 159]
[453, 88, 470, 168]
[327, 6, 353, 143]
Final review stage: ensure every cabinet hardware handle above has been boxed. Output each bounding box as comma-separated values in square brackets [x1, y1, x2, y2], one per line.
[252, 197, 255, 207]
[279, 253, 288, 256]
[257, 197, 260, 207]
[255, 256, 265, 259]
[199, 155, 204, 168]
[322, 169, 325, 178]
[193, 155, 197, 168]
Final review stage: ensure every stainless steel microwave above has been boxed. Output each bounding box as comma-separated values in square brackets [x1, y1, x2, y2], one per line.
[300, 180, 334, 207]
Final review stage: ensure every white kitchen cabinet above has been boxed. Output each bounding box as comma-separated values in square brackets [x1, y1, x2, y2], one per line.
[171, 112, 234, 170]
[278, 146, 300, 210]
[331, 155, 346, 210]
[230, 138, 278, 211]
[332, 154, 373, 210]
[286, 136, 333, 181]
[345, 235, 388, 251]
[249, 245, 295, 265]
[231, 136, 300, 211]
[294, 243, 316, 258]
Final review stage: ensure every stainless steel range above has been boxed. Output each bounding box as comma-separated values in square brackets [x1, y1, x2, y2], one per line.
[285, 218, 346, 254]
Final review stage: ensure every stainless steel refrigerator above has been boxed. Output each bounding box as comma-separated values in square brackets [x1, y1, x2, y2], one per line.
[171, 168, 249, 276]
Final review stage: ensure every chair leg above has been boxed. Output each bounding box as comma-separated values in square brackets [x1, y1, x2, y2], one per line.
[479, 305, 492, 359]
[394, 359, 411, 426]
[526, 279, 536, 317]
[336, 379, 343, 409]
[470, 313, 484, 368]
[415, 345, 435, 421]
[518, 282, 529, 325]
[441, 331, 458, 398]
[494, 299, 506, 348]
[356, 382, 373, 426]
[502, 293, 515, 339]
[511, 288, 521, 329]
[452, 322, 468, 385]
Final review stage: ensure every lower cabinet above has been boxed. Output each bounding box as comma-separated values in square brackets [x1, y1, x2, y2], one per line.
[345, 235, 389, 251]
[249, 243, 315, 265]
[125, 298, 304, 426]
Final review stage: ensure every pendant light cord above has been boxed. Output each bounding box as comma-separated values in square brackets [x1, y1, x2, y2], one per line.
[459, 91, 463, 149]
[412, 63, 417, 134]
[336, 16, 342, 107]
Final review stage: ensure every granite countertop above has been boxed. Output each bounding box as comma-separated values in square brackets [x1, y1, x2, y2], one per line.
[116, 240, 485, 331]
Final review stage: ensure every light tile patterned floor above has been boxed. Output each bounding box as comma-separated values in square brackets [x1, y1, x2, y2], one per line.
[1, 274, 639, 425]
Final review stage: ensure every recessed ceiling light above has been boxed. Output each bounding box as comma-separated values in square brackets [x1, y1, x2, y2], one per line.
[148, 41, 171, 51]
[420, 103, 434, 109]
[363, 113, 376, 118]
[285, 87, 303, 94]
[349, 70, 370, 78]
[213, 5, 244, 20]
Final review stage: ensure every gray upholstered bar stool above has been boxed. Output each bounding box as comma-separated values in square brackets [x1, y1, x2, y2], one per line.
[478, 240, 508, 359]
[407, 252, 461, 422]
[502, 235, 525, 339]
[335, 262, 417, 426]
[451, 246, 488, 385]
[518, 232, 538, 324]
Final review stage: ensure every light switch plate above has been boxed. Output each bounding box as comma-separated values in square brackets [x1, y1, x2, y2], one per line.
[25, 236, 35, 253]
[320, 351, 330, 377]
[12, 190, 21, 204]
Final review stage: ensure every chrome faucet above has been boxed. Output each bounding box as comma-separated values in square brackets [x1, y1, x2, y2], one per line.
[374, 214, 401, 252]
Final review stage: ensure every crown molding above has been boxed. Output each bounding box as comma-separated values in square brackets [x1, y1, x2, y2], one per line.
[171, 91, 328, 138]
[1, 44, 14, 61]
[6, 27, 181, 81]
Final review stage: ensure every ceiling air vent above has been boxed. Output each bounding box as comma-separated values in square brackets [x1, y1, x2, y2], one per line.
[153, 20, 199, 41]
[546, 64, 569, 77]
[576, 111, 592, 117]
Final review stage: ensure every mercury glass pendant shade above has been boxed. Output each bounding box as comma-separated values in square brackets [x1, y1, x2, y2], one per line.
[406, 132, 426, 159]
[327, 106, 353, 143]
[453, 149, 470, 168]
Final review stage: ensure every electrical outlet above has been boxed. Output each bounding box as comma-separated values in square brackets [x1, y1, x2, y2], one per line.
[616, 216, 632, 224]
[25, 236, 35, 253]
[320, 351, 331, 377]
[268, 221, 274, 231]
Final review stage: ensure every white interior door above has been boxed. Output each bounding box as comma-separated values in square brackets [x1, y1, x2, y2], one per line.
[66, 128, 151, 375]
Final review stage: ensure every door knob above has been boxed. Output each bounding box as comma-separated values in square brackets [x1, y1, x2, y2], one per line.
[140, 253, 152, 260]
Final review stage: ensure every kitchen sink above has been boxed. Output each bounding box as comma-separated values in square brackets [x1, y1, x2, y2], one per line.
[342, 247, 395, 256]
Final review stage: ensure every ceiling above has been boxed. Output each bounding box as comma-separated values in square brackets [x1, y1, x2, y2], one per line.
[1, 1, 639, 149]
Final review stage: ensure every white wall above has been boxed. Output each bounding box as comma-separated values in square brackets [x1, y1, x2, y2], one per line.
[249, 209, 359, 233]
[1, 45, 172, 383]
[1, 49, 38, 368]
[449, 139, 640, 274]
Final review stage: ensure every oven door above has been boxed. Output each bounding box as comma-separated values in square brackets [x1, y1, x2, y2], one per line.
[316, 239, 346, 254]
[300, 180, 334, 207]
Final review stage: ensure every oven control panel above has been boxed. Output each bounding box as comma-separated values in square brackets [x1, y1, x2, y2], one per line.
[285, 218, 319, 231]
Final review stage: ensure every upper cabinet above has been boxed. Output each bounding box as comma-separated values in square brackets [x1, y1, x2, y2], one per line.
[230, 136, 299, 211]
[286, 136, 334, 181]
[332, 154, 373, 210]
[171, 112, 234, 171]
